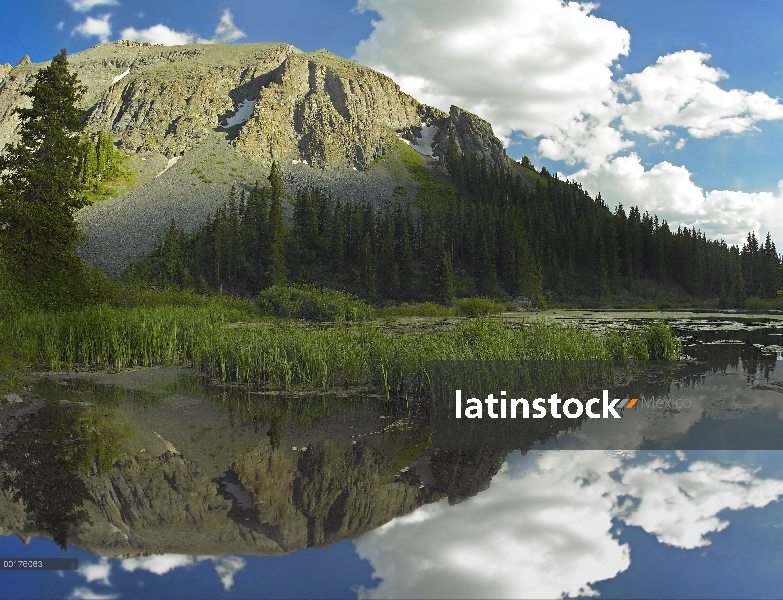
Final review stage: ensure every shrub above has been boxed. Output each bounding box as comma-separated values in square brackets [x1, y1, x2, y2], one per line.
[644, 322, 684, 359]
[454, 297, 508, 317]
[256, 284, 372, 322]
[374, 302, 452, 318]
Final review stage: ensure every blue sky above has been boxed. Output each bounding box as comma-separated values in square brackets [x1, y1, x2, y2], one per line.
[2, 0, 783, 246]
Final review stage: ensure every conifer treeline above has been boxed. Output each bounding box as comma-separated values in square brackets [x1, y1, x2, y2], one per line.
[444, 149, 782, 304]
[129, 154, 783, 306]
[127, 163, 460, 303]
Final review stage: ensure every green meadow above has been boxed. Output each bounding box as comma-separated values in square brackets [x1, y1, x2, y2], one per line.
[0, 284, 682, 397]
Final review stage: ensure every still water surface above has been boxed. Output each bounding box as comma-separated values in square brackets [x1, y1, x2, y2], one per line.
[2, 313, 783, 599]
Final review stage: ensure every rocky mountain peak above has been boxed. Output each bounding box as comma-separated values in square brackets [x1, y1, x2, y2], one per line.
[0, 42, 514, 274]
[0, 42, 507, 171]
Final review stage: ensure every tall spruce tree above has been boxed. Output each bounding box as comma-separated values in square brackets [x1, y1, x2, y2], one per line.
[267, 162, 287, 285]
[0, 49, 88, 306]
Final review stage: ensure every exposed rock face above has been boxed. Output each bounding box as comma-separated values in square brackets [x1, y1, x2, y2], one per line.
[233, 440, 429, 551]
[0, 439, 435, 557]
[0, 380, 443, 557]
[433, 106, 509, 171]
[0, 41, 507, 171]
[231, 50, 447, 170]
[0, 64, 11, 86]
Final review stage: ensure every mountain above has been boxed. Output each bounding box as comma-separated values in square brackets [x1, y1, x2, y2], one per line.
[0, 370, 505, 557]
[0, 42, 511, 275]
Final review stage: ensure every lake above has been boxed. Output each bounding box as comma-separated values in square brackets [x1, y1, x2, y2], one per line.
[2, 311, 783, 599]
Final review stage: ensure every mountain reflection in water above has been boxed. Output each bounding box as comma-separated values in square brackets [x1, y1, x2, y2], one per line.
[1, 314, 783, 599]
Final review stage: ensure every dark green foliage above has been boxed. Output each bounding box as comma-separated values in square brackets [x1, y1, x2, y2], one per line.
[741, 232, 781, 299]
[76, 130, 121, 191]
[442, 149, 779, 306]
[132, 147, 780, 308]
[256, 284, 372, 322]
[0, 402, 90, 549]
[453, 297, 507, 317]
[0, 50, 88, 308]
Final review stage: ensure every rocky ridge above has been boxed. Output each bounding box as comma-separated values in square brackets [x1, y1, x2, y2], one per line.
[0, 41, 514, 273]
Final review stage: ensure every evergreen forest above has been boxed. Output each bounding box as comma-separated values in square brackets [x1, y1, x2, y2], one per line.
[129, 150, 783, 308]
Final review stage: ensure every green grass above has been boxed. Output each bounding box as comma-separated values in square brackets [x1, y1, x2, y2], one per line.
[374, 302, 453, 318]
[257, 284, 372, 322]
[0, 301, 682, 396]
[373, 298, 509, 318]
[392, 137, 455, 209]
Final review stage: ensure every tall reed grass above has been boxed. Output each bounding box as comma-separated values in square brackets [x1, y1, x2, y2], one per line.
[1, 303, 682, 395]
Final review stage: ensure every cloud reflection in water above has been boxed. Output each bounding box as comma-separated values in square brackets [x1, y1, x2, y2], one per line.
[355, 451, 783, 599]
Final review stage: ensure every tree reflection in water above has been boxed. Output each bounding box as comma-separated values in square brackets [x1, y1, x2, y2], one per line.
[0, 401, 130, 549]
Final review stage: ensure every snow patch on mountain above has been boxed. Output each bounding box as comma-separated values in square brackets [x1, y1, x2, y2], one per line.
[112, 68, 130, 85]
[222, 99, 256, 128]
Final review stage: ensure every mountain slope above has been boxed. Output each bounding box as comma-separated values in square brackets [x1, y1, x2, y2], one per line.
[0, 41, 513, 274]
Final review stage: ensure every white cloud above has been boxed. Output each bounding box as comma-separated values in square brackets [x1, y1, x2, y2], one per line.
[355, 452, 631, 599]
[67, 587, 117, 600]
[619, 51, 783, 141]
[120, 9, 245, 46]
[615, 457, 783, 549]
[120, 24, 198, 46]
[212, 8, 246, 43]
[354, 0, 630, 158]
[121, 554, 197, 575]
[72, 14, 112, 44]
[78, 558, 112, 586]
[356, 451, 783, 598]
[213, 556, 246, 591]
[56, 21, 65, 30]
[67, 0, 118, 12]
[571, 154, 783, 245]
[354, 5, 783, 168]
[352, 3, 783, 237]
[121, 554, 245, 591]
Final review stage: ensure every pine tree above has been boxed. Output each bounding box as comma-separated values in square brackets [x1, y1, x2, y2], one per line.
[267, 162, 287, 285]
[433, 246, 456, 305]
[0, 49, 88, 307]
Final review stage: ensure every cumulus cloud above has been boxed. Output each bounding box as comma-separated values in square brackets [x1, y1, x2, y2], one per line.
[72, 14, 112, 43]
[66, 0, 118, 12]
[121, 554, 197, 575]
[355, 452, 631, 599]
[354, 0, 630, 156]
[356, 451, 783, 598]
[213, 556, 246, 591]
[571, 154, 783, 245]
[616, 457, 783, 548]
[120, 9, 245, 46]
[354, 4, 783, 168]
[352, 2, 783, 239]
[120, 24, 198, 46]
[212, 9, 246, 43]
[619, 51, 783, 141]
